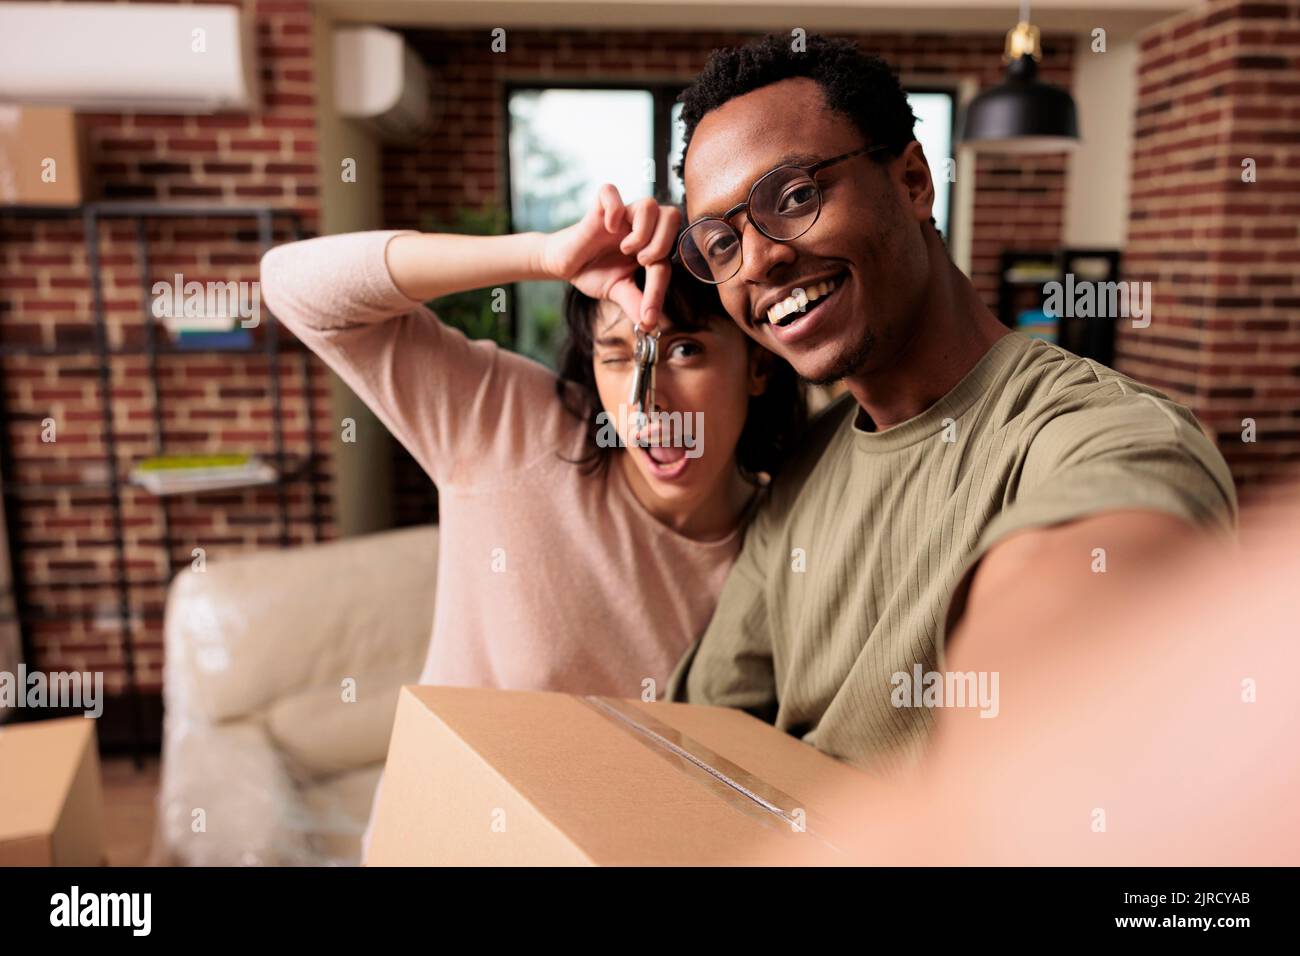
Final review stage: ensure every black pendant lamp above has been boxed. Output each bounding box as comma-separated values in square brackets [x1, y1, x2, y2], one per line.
[960, 3, 1080, 153]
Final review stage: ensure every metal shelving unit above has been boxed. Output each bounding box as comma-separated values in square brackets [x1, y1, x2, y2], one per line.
[998, 247, 1121, 366]
[0, 202, 324, 763]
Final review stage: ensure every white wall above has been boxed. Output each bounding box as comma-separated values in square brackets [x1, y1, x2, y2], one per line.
[1064, 34, 1138, 248]
[312, 10, 395, 536]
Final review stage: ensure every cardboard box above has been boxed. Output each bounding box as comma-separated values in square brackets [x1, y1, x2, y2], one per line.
[366, 686, 873, 866]
[0, 106, 86, 207]
[0, 717, 104, 866]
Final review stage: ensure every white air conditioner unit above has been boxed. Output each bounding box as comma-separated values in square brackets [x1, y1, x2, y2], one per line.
[334, 27, 434, 143]
[0, 3, 259, 113]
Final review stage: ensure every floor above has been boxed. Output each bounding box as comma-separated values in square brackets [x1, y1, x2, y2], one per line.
[100, 754, 161, 866]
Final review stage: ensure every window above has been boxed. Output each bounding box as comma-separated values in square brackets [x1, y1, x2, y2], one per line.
[506, 84, 956, 365]
[506, 85, 679, 364]
[906, 90, 955, 241]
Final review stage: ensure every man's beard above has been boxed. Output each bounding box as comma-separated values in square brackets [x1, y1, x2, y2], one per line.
[803, 329, 876, 386]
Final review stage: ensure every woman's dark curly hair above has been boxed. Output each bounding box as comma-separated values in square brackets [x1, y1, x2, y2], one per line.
[555, 260, 805, 480]
[674, 33, 920, 215]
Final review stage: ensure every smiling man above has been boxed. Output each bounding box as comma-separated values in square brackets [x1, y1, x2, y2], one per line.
[661, 34, 1237, 771]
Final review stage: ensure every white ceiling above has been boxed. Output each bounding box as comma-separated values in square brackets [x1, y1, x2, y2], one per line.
[319, 0, 1197, 39]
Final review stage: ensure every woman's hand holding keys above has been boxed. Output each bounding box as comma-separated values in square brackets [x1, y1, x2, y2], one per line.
[540, 184, 681, 335]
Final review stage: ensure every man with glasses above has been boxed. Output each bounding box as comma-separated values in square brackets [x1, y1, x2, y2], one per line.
[649, 34, 1236, 771]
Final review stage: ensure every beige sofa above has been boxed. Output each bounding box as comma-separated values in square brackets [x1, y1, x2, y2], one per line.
[153, 524, 438, 866]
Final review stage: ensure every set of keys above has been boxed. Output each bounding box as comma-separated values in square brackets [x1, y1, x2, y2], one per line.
[628, 325, 660, 434]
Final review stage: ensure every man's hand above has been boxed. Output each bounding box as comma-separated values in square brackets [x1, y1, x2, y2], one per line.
[540, 184, 681, 332]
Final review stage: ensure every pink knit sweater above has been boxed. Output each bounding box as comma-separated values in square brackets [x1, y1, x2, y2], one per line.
[260, 230, 746, 698]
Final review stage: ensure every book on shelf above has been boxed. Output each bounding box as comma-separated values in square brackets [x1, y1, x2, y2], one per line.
[1003, 263, 1060, 284]
[172, 329, 253, 349]
[128, 453, 278, 496]
[153, 312, 254, 349]
[155, 313, 241, 333]
[1015, 308, 1059, 343]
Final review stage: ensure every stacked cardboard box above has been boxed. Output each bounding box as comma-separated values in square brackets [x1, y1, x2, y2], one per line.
[0, 106, 85, 207]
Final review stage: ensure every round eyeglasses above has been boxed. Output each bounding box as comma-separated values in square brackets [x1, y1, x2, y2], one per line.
[674, 144, 890, 284]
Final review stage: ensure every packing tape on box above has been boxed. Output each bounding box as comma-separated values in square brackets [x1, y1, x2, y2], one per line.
[581, 695, 847, 856]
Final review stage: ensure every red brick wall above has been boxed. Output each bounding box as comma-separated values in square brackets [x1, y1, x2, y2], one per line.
[0, 0, 331, 699]
[380, 28, 1075, 524]
[384, 27, 1074, 306]
[1119, 0, 1300, 496]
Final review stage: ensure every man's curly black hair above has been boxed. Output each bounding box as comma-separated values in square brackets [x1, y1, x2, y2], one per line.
[674, 33, 920, 209]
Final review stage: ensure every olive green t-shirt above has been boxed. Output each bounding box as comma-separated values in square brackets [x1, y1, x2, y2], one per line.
[665, 332, 1237, 772]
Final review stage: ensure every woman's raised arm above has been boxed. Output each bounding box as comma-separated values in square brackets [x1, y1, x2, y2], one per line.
[257, 188, 678, 488]
[259, 229, 564, 490]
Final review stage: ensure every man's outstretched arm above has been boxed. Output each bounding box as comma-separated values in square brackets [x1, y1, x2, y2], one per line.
[948, 508, 1212, 657]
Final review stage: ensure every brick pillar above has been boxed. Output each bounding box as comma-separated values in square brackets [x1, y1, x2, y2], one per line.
[1121, 0, 1300, 497]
